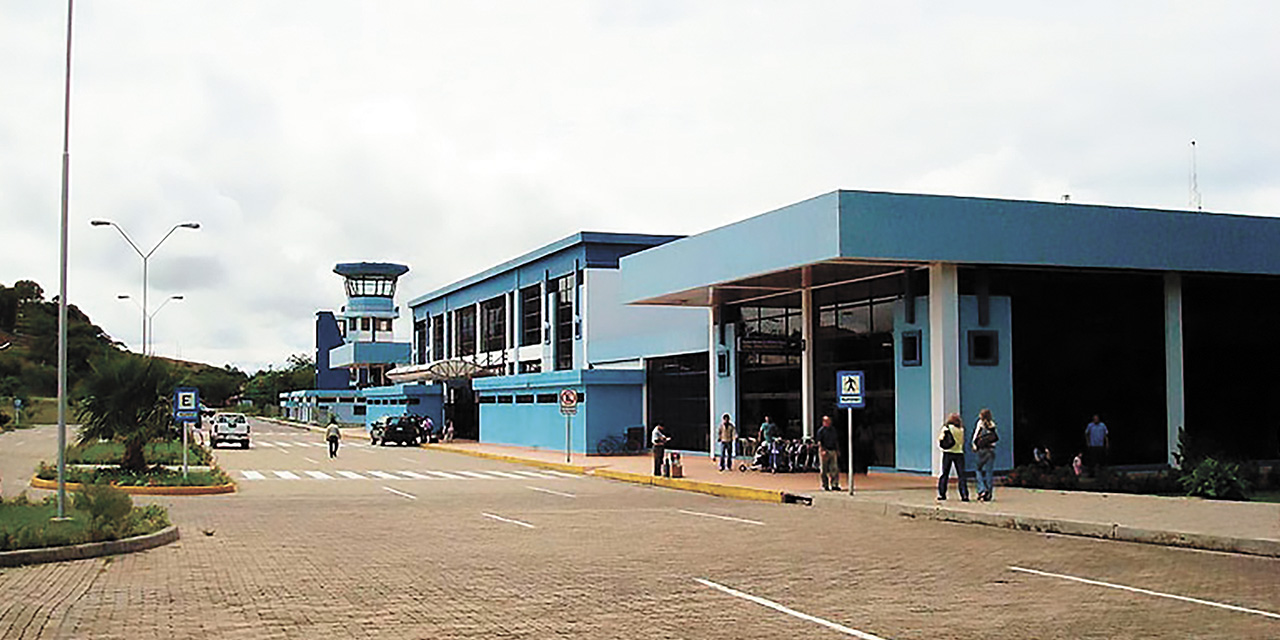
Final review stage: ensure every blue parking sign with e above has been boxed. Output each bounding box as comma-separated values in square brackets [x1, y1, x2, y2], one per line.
[174, 387, 200, 421]
[837, 370, 865, 408]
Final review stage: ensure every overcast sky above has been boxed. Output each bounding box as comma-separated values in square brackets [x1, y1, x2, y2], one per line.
[3, 1, 1279, 373]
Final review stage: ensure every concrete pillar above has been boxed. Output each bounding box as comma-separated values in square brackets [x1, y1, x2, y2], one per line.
[708, 305, 718, 458]
[1164, 273, 1186, 467]
[801, 268, 816, 439]
[929, 262, 961, 475]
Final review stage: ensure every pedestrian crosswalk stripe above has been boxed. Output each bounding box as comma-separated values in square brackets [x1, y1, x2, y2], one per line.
[304, 471, 333, 480]
[479, 470, 527, 479]
[540, 470, 580, 478]
[335, 470, 366, 479]
[366, 471, 401, 479]
[397, 471, 434, 479]
[272, 470, 301, 479]
[242, 470, 265, 480]
[422, 470, 467, 480]
[510, 470, 557, 479]
[271, 442, 293, 447]
[456, 470, 497, 479]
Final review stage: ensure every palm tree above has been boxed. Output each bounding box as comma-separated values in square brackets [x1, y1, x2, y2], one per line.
[76, 354, 176, 472]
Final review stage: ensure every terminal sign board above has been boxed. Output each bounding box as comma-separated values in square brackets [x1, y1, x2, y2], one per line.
[559, 388, 578, 416]
[836, 370, 865, 409]
[173, 387, 200, 422]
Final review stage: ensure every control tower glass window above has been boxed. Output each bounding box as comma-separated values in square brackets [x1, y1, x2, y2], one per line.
[344, 276, 397, 298]
[481, 296, 507, 353]
[520, 284, 541, 347]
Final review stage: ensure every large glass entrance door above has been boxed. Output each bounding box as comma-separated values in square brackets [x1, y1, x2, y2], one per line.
[814, 296, 897, 471]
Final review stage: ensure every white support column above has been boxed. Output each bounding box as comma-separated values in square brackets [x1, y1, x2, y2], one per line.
[800, 270, 816, 439]
[929, 262, 961, 476]
[1164, 273, 1186, 467]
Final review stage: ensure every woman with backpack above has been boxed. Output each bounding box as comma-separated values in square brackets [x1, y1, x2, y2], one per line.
[937, 413, 969, 502]
[972, 408, 999, 502]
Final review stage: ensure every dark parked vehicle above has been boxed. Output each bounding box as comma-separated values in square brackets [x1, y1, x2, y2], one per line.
[372, 416, 422, 446]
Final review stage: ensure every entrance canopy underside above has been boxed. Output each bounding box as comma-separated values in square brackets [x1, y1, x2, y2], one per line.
[620, 189, 1280, 307]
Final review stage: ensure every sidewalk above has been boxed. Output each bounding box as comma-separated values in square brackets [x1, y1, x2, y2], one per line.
[426, 440, 1280, 558]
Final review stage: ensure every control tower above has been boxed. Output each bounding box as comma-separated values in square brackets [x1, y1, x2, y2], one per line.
[324, 262, 412, 388]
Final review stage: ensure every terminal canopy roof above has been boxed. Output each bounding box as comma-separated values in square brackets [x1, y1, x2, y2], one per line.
[620, 190, 1280, 307]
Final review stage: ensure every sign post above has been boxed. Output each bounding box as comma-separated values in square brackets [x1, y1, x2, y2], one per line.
[173, 387, 200, 479]
[559, 388, 578, 463]
[836, 370, 865, 495]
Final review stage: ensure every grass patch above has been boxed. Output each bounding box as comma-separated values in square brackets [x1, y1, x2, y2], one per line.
[66, 440, 211, 466]
[36, 462, 231, 487]
[0, 491, 170, 552]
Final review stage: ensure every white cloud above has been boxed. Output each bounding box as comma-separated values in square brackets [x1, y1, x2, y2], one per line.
[3, 1, 1279, 372]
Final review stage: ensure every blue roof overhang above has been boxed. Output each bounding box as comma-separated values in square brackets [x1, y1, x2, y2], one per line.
[620, 190, 1280, 307]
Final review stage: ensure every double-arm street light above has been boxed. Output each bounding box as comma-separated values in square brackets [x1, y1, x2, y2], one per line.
[91, 220, 199, 355]
[118, 294, 183, 356]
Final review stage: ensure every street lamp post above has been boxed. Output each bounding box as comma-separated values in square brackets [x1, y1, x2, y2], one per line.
[118, 294, 184, 356]
[91, 221, 199, 356]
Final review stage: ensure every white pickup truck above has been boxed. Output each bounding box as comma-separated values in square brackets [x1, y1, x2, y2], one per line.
[210, 413, 251, 449]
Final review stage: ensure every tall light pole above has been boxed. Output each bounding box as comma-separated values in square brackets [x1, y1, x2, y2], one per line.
[54, 0, 75, 520]
[118, 293, 183, 356]
[91, 221, 199, 356]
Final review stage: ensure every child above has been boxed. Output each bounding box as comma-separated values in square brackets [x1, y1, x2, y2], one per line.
[1072, 452, 1084, 476]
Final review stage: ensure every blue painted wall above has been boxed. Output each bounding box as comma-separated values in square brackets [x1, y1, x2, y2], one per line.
[958, 295, 1015, 471]
[895, 297, 932, 473]
[474, 369, 644, 453]
[315, 312, 348, 390]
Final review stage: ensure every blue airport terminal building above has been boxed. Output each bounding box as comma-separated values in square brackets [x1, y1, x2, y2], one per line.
[282, 190, 1280, 476]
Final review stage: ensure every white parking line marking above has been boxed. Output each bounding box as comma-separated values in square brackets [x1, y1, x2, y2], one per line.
[304, 471, 334, 480]
[271, 470, 301, 479]
[367, 471, 401, 480]
[241, 470, 265, 480]
[397, 471, 435, 479]
[1009, 566, 1280, 620]
[482, 513, 535, 529]
[382, 486, 417, 500]
[335, 471, 366, 479]
[481, 470, 527, 479]
[695, 578, 889, 640]
[456, 471, 498, 479]
[678, 509, 765, 526]
[423, 470, 467, 480]
[526, 486, 576, 498]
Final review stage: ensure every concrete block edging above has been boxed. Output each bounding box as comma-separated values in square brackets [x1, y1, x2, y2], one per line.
[30, 475, 236, 496]
[0, 525, 180, 568]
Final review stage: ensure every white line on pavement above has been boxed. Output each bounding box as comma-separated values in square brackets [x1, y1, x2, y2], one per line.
[367, 471, 401, 480]
[456, 470, 499, 479]
[539, 470, 580, 478]
[1008, 566, 1280, 620]
[304, 471, 333, 480]
[678, 509, 765, 526]
[509, 470, 556, 479]
[695, 578, 889, 640]
[397, 471, 435, 479]
[382, 486, 417, 500]
[271, 441, 293, 447]
[482, 513, 536, 529]
[526, 486, 576, 498]
[241, 470, 265, 480]
[481, 470, 527, 479]
[401, 457, 420, 464]
[271, 470, 301, 480]
[304, 457, 320, 464]
[423, 470, 467, 480]
[335, 471, 366, 479]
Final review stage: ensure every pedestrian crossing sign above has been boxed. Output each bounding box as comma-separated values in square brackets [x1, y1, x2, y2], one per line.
[837, 370, 865, 408]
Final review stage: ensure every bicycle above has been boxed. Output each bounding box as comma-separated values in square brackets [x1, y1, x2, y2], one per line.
[595, 431, 645, 455]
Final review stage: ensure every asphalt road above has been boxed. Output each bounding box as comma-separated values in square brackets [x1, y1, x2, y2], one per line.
[1, 419, 1278, 639]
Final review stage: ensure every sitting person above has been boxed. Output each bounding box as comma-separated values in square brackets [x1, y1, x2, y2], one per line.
[1033, 445, 1053, 468]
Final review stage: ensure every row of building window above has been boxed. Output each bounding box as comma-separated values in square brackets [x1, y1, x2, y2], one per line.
[416, 275, 578, 371]
[477, 391, 584, 405]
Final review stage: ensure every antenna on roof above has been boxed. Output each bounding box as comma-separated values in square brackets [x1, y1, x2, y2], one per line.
[1189, 140, 1202, 211]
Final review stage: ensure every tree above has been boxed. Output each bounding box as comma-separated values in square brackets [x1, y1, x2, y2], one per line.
[243, 354, 315, 408]
[76, 354, 178, 472]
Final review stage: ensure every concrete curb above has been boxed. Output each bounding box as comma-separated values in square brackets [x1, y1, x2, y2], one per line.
[829, 497, 1280, 558]
[0, 525, 180, 568]
[590, 468, 787, 503]
[421, 444, 595, 475]
[30, 476, 237, 496]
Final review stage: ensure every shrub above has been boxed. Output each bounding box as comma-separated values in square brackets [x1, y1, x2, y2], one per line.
[1178, 457, 1250, 501]
[73, 483, 133, 540]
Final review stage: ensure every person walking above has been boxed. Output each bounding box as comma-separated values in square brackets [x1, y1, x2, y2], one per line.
[326, 419, 341, 459]
[972, 408, 999, 502]
[816, 415, 841, 491]
[937, 412, 970, 502]
[1084, 414, 1109, 476]
[717, 414, 736, 472]
[651, 423, 671, 476]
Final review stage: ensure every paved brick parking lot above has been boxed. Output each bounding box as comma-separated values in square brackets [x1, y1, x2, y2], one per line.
[2, 421, 1278, 638]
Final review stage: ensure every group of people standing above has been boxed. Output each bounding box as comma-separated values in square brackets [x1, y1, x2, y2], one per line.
[937, 409, 999, 502]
